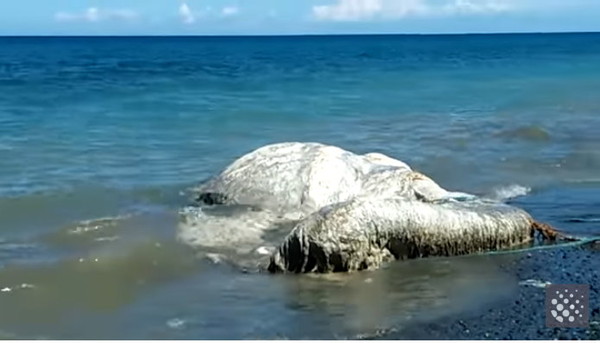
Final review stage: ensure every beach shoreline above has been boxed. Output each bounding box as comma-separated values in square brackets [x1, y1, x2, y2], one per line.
[386, 241, 600, 340]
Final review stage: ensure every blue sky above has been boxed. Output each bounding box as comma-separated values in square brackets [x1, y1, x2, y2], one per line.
[1, 0, 600, 35]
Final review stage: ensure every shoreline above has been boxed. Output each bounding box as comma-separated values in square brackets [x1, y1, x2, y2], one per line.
[386, 240, 600, 340]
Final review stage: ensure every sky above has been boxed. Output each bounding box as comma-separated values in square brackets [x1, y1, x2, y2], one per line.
[1, 0, 600, 36]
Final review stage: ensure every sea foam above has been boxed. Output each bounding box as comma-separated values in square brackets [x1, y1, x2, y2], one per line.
[489, 184, 531, 201]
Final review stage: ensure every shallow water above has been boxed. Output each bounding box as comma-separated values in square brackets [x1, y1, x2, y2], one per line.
[1, 34, 599, 339]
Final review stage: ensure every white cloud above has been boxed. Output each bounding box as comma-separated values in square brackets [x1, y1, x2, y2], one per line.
[179, 3, 196, 24]
[54, 7, 139, 22]
[313, 0, 421, 21]
[221, 6, 240, 17]
[444, 0, 511, 14]
[312, 0, 512, 22]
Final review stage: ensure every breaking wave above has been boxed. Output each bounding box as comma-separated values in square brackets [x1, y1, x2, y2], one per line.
[488, 184, 531, 201]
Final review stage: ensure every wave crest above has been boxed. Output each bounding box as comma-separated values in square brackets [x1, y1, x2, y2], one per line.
[488, 184, 531, 201]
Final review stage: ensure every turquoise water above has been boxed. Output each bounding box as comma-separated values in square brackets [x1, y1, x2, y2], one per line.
[0, 34, 599, 338]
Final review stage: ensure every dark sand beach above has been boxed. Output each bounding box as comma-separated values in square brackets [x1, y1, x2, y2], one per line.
[390, 241, 600, 340]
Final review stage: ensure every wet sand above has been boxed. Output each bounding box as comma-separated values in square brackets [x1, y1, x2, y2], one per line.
[386, 240, 600, 340]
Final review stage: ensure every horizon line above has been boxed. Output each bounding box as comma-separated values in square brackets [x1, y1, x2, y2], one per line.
[1, 30, 600, 38]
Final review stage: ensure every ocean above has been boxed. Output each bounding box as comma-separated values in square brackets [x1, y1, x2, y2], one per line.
[0, 33, 599, 339]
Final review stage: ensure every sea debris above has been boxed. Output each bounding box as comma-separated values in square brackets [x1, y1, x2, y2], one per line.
[183, 142, 571, 273]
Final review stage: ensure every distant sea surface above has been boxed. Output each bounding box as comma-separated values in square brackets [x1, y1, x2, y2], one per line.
[0, 34, 599, 339]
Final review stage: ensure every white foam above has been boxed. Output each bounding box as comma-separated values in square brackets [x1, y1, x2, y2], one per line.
[177, 206, 283, 254]
[441, 191, 478, 201]
[574, 218, 600, 222]
[255, 246, 271, 255]
[0, 283, 36, 293]
[69, 215, 130, 235]
[519, 279, 551, 288]
[489, 184, 531, 201]
[94, 236, 119, 242]
[205, 253, 223, 264]
[166, 318, 186, 329]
